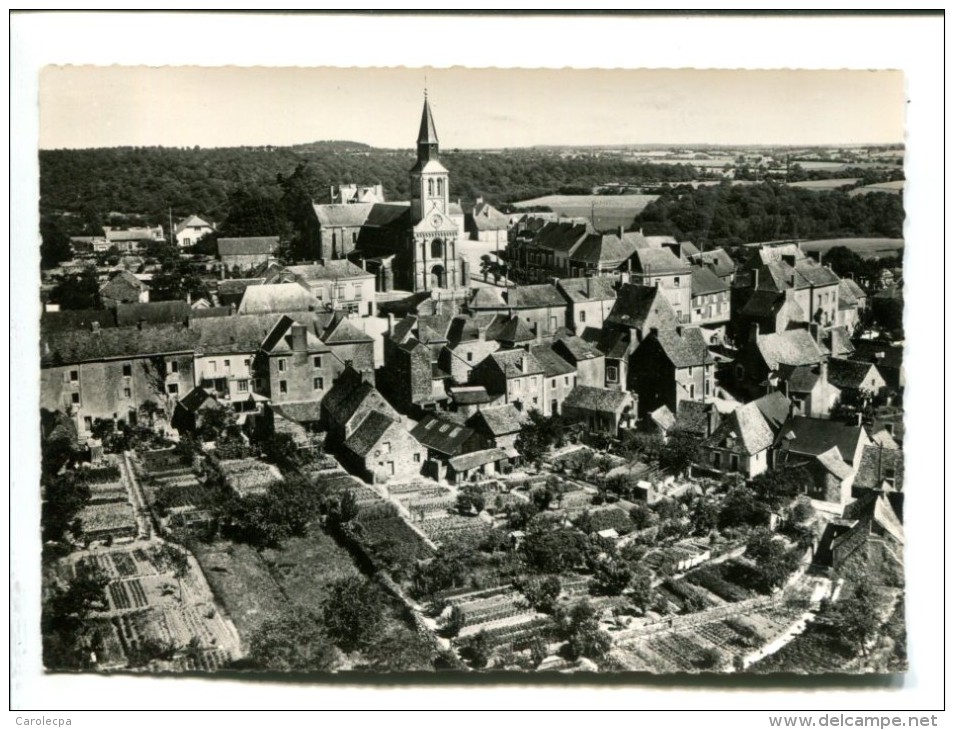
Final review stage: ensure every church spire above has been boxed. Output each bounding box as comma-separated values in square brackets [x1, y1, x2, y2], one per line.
[417, 93, 440, 156]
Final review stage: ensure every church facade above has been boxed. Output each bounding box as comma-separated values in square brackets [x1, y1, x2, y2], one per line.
[307, 95, 469, 294]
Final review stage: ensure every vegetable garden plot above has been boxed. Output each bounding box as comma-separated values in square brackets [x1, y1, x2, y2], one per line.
[108, 579, 149, 611]
[80, 554, 119, 580]
[111, 551, 138, 577]
[419, 515, 491, 545]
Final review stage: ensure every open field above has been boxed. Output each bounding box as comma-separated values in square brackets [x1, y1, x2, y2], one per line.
[259, 524, 361, 609]
[512, 194, 659, 230]
[849, 180, 905, 197]
[787, 178, 859, 190]
[191, 540, 287, 640]
[800, 237, 904, 259]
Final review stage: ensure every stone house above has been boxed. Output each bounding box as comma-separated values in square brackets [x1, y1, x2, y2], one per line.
[734, 326, 827, 399]
[465, 283, 569, 341]
[409, 413, 483, 480]
[604, 283, 679, 345]
[342, 410, 425, 484]
[772, 415, 871, 482]
[826, 357, 888, 402]
[469, 348, 546, 413]
[629, 247, 692, 323]
[836, 277, 867, 331]
[688, 247, 737, 284]
[254, 316, 336, 408]
[446, 447, 511, 485]
[555, 276, 618, 333]
[236, 282, 320, 315]
[218, 236, 279, 273]
[100, 270, 150, 308]
[321, 367, 400, 446]
[630, 326, 715, 415]
[270, 260, 377, 316]
[103, 225, 165, 252]
[814, 492, 903, 583]
[561, 385, 637, 436]
[852, 443, 903, 497]
[174, 214, 215, 248]
[170, 386, 222, 435]
[774, 361, 841, 418]
[464, 198, 510, 243]
[466, 404, 524, 452]
[699, 400, 775, 479]
[40, 324, 198, 437]
[565, 232, 642, 277]
[529, 343, 578, 417]
[384, 314, 456, 414]
[688, 265, 731, 337]
[552, 334, 605, 389]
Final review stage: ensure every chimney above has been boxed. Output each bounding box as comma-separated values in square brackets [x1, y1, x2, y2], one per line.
[290, 323, 307, 352]
[586, 275, 593, 299]
[809, 322, 821, 344]
[856, 412, 863, 427]
[675, 325, 683, 337]
[753, 268, 760, 289]
[749, 322, 760, 343]
[361, 258, 366, 271]
[617, 225, 625, 237]
[229, 303, 235, 315]
[387, 312, 395, 335]
[649, 326, 659, 339]
[521, 355, 529, 374]
[820, 359, 828, 384]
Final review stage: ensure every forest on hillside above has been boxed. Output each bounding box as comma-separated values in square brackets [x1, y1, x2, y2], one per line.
[38, 145, 704, 225]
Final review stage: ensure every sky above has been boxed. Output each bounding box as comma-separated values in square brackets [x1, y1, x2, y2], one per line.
[39, 66, 904, 150]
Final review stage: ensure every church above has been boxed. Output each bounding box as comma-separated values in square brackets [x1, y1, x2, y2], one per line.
[306, 94, 470, 294]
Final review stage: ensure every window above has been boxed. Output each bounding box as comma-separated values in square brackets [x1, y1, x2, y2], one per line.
[209, 360, 217, 373]
[579, 311, 586, 323]
[352, 231, 358, 243]
[224, 360, 230, 370]
[705, 379, 711, 396]
[123, 387, 132, 399]
[313, 377, 324, 391]
[688, 366, 693, 376]
[607, 366, 618, 383]
[565, 376, 570, 386]
[712, 452, 722, 468]
[532, 397, 539, 406]
[122, 363, 132, 377]
[71, 393, 80, 405]
[427, 179, 434, 196]
[237, 380, 249, 393]
[689, 383, 695, 399]
[167, 383, 179, 396]
[884, 423, 895, 435]
[354, 287, 363, 300]
[551, 379, 556, 388]
[69, 370, 79, 383]
[730, 454, 739, 472]
[170, 360, 179, 374]
[413, 453, 421, 463]
[382, 441, 391, 455]
[83, 416, 92, 431]
[467, 352, 473, 362]
[278, 359, 287, 373]
[313, 356, 322, 368]
[244, 358, 251, 371]
[673, 277, 680, 287]
[279, 381, 288, 394]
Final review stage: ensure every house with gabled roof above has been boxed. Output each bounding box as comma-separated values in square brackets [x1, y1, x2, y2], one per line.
[562, 385, 637, 436]
[530, 343, 578, 417]
[321, 366, 399, 445]
[466, 403, 525, 452]
[410, 412, 483, 480]
[342, 410, 424, 484]
[826, 357, 887, 401]
[236, 281, 320, 315]
[271, 260, 376, 316]
[814, 492, 903, 584]
[555, 276, 617, 334]
[700, 401, 772, 478]
[775, 361, 840, 418]
[773, 415, 871, 488]
[174, 214, 215, 247]
[630, 326, 715, 415]
[100, 270, 150, 308]
[383, 313, 454, 413]
[469, 348, 546, 413]
[629, 247, 692, 322]
[735, 325, 827, 397]
[567, 232, 641, 277]
[465, 283, 569, 341]
[465, 198, 510, 243]
[171, 386, 223, 435]
[836, 277, 867, 331]
[605, 283, 679, 344]
[552, 332, 605, 389]
[254, 315, 336, 410]
[688, 265, 731, 333]
[218, 236, 279, 273]
[688, 247, 737, 283]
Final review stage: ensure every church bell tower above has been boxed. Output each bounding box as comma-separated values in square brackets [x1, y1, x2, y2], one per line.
[409, 92, 449, 223]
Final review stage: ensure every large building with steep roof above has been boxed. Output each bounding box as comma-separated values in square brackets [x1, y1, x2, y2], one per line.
[306, 95, 469, 294]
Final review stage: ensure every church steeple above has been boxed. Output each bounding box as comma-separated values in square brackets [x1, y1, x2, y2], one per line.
[410, 91, 449, 223]
[417, 92, 440, 163]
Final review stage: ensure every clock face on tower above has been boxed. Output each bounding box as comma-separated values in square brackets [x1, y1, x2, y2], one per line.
[430, 214, 442, 229]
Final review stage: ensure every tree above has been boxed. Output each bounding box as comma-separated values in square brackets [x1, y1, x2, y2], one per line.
[518, 575, 562, 614]
[40, 214, 73, 269]
[515, 411, 566, 466]
[659, 429, 700, 475]
[41, 565, 109, 670]
[461, 630, 492, 669]
[42, 471, 91, 543]
[589, 558, 634, 596]
[745, 528, 802, 592]
[718, 487, 771, 530]
[456, 485, 486, 515]
[246, 609, 337, 672]
[750, 465, 813, 510]
[628, 565, 654, 614]
[328, 490, 359, 527]
[153, 544, 190, 602]
[628, 503, 654, 530]
[50, 269, 101, 310]
[828, 583, 881, 657]
[521, 525, 589, 574]
[321, 576, 386, 653]
[556, 600, 611, 662]
[364, 625, 435, 672]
